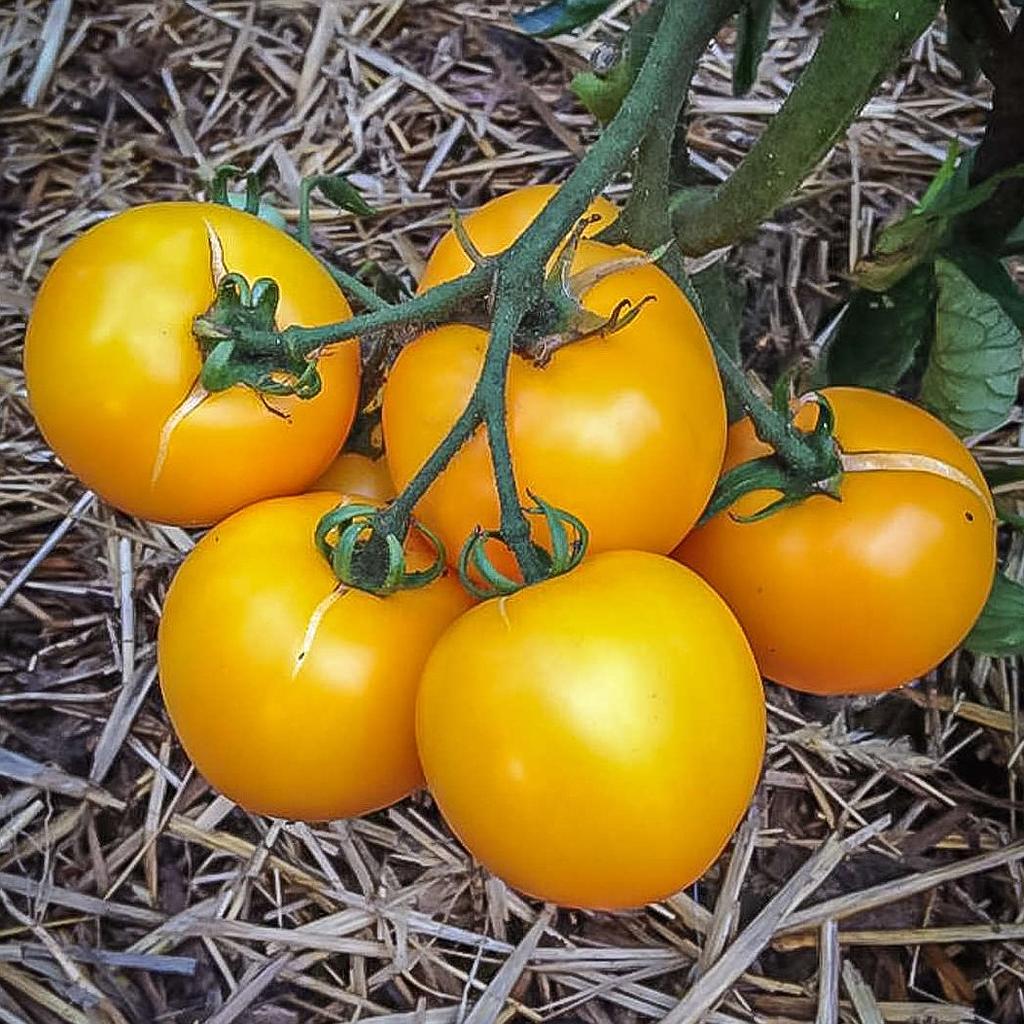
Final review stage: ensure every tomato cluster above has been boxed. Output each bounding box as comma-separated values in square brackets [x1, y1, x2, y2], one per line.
[23, 186, 996, 910]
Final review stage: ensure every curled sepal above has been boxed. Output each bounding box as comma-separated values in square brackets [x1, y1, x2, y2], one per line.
[449, 208, 489, 268]
[458, 529, 525, 600]
[698, 455, 840, 526]
[457, 495, 589, 599]
[315, 503, 446, 596]
[523, 491, 588, 575]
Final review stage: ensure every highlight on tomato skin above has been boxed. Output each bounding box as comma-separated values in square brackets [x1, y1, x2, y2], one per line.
[676, 386, 998, 697]
[415, 550, 766, 911]
[23, 202, 361, 527]
[157, 491, 472, 822]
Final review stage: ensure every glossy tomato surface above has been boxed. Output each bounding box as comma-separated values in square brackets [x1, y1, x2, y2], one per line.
[25, 202, 360, 526]
[312, 451, 395, 502]
[416, 551, 765, 909]
[158, 492, 471, 821]
[386, 240, 726, 571]
[417, 183, 619, 292]
[676, 387, 997, 695]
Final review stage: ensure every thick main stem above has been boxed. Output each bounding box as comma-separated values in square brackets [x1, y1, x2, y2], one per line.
[672, 0, 940, 256]
[606, 0, 742, 250]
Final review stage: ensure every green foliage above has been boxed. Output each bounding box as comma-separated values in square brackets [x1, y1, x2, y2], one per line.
[854, 146, 1024, 291]
[515, 0, 615, 37]
[310, 174, 376, 218]
[965, 574, 1024, 657]
[919, 257, 1022, 436]
[733, 0, 774, 96]
[571, 58, 634, 125]
[825, 263, 935, 389]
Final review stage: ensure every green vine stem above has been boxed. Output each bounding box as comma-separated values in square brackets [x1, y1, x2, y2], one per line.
[194, 0, 945, 592]
[671, 0, 940, 257]
[603, 0, 743, 251]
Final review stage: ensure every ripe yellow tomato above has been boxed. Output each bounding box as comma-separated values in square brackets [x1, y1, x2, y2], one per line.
[158, 492, 471, 821]
[385, 240, 726, 572]
[417, 551, 765, 909]
[417, 183, 620, 292]
[312, 452, 395, 502]
[676, 387, 997, 695]
[25, 203, 360, 526]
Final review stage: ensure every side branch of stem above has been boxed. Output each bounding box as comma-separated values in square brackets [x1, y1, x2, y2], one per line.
[671, 0, 941, 256]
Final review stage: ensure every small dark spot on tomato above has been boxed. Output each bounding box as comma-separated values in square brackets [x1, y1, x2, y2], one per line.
[965, 511, 974, 523]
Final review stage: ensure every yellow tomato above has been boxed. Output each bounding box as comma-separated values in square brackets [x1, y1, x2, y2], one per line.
[25, 202, 360, 526]
[158, 492, 471, 820]
[417, 551, 765, 909]
[677, 388, 997, 695]
[312, 452, 395, 502]
[417, 183, 620, 292]
[386, 240, 726, 573]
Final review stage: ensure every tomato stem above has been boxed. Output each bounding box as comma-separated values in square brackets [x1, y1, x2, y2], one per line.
[669, 0, 940, 256]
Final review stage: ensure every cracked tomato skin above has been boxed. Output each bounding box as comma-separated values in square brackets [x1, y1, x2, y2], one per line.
[386, 240, 726, 572]
[416, 183, 620, 292]
[158, 492, 472, 821]
[416, 550, 765, 910]
[675, 387, 997, 695]
[24, 202, 360, 526]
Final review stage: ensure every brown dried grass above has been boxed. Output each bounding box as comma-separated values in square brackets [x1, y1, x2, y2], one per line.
[1, 2, 1023, 1022]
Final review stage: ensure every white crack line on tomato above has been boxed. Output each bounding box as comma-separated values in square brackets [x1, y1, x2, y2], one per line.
[292, 586, 346, 680]
[839, 450, 992, 510]
[150, 222, 227, 489]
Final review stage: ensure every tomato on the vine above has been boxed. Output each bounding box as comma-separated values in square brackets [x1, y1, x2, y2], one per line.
[416, 550, 765, 910]
[312, 451, 395, 502]
[158, 492, 471, 821]
[676, 387, 997, 695]
[417, 183, 620, 292]
[25, 202, 360, 526]
[385, 239, 726, 571]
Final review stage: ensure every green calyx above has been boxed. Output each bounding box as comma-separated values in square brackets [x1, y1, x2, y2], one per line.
[193, 271, 323, 399]
[457, 493, 589, 599]
[700, 393, 843, 524]
[315, 503, 446, 596]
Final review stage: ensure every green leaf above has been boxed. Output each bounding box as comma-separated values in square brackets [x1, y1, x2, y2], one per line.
[825, 263, 935, 389]
[691, 260, 747, 421]
[965, 574, 1024, 657]
[314, 175, 376, 218]
[983, 464, 1024, 489]
[995, 497, 1024, 530]
[919, 257, 1023, 436]
[950, 247, 1024, 330]
[571, 57, 634, 125]
[515, 0, 614, 37]
[733, 0, 774, 97]
[855, 151, 1024, 292]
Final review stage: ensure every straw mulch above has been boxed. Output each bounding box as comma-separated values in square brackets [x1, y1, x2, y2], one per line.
[1, 2, 1023, 1022]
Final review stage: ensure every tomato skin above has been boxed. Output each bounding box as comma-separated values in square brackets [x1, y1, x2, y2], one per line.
[676, 387, 997, 696]
[311, 452, 395, 502]
[25, 203, 360, 526]
[416, 551, 765, 909]
[417, 184, 620, 292]
[386, 240, 726, 571]
[158, 492, 471, 821]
